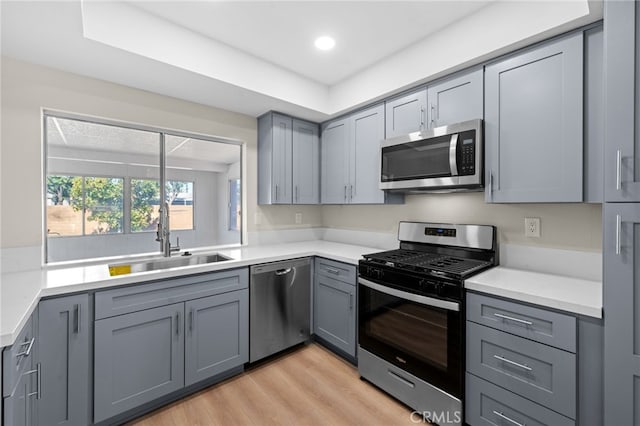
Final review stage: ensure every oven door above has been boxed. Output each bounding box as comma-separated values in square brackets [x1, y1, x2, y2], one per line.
[358, 278, 463, 399]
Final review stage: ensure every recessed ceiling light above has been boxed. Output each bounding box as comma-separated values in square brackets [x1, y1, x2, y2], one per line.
[314, 36, 335, 51]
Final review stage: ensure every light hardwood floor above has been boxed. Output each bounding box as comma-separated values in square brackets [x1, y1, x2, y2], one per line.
[129, 343, 417, 426]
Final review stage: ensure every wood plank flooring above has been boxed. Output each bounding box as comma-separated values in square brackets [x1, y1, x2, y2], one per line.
[129, 344, 417, 426]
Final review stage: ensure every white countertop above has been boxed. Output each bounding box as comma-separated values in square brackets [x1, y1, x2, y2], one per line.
[1, 241, 604, 347]
[465, 266, 602, 319]
[0, 240, 377, 347]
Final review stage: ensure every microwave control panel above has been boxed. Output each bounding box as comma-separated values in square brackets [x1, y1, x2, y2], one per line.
[457, 130, 476, 176]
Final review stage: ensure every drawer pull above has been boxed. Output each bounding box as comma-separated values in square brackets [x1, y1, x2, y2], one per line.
[16, 338, 35, 358]
[494, 313, 533, 326]
[325, 267, 341, 275]
[25, 363, 41, 400]
[493, 354, 532, 371]
[493, 410, 525, 426]
[387, 369, 415, 388]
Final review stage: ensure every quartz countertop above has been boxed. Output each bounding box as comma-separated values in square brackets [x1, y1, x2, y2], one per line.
[1, 241, 378, 347]
[465, 266, 602, 318]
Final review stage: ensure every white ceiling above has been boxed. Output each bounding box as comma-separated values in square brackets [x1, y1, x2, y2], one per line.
[1, 1, 602, 122]
[130, 1, 491, 86]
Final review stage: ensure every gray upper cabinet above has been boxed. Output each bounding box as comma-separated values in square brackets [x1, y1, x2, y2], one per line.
[604, 1, 640, 201]
[258, 112, 319, 205]
[603, 204, 640, 425]
[426, 68, 483, 128]
[36, 295, 89, 426]
[321, 105, 403, 205]
[321, 117, 350, 204]
[94, 303, 185, 423]
[184, 289, 248, 386]
[385, 88, 427, 138]
[292, 119, 320, 204]
[485, 32, 584, 203]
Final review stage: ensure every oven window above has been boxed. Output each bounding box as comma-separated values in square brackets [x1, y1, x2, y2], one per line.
[367, 298, 448, 370]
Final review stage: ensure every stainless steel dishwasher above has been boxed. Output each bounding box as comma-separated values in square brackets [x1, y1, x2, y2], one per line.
[249, 257, 311, 362]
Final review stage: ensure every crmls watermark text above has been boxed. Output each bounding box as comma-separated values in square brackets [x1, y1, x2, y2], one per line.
[410, 410, 462, 424]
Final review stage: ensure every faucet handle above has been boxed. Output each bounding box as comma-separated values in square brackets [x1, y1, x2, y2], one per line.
[155, 223, 162, 242]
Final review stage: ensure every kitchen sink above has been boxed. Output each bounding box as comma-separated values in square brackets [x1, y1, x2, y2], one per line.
[108, 253, 233, 276]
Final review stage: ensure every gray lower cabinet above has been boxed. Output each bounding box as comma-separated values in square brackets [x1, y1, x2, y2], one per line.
[484, 31, 584, 203]
[185, 289, 248, 386]
[35, 294, 90, 426]
[603, 203, 640, 424]
[4, 368, 33, 426]
[94, 269, 249, 423]
[604, 0, 640, 201]
[94, 303, 185, 422]
[313, 259, 356, 358]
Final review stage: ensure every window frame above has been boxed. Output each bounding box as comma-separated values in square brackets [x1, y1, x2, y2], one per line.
[43, 110, 244, 263]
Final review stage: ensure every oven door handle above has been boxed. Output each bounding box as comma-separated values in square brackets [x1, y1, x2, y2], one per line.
[358, 278, 459, 312]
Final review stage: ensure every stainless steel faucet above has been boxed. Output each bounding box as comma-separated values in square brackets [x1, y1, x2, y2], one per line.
[156, 201, 181, 257]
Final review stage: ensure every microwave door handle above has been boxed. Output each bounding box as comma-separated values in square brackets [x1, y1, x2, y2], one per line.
[449, 133, 459, 176]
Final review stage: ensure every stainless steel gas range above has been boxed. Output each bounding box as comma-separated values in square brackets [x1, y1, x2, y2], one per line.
[358, 222, 497, 426]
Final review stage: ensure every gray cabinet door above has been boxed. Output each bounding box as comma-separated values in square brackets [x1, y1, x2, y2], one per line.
[4, 370, 31, 426]
[604, 1, 640, 201]
[603, 204, 640, 425]
[185, 289, 248, 386]
[94, 303, 184, 423]
[271, 113, 293, 204]
[292, 119, 320, 204]
[385, 88, 427, 138]
[485, 32, 584, 203]
[427, 68, 483, 128]
[350, 104, 385, 204]
[314, 274, 355, 357]
[321, 118, 350, 204]
[584, 25, 604, 203]
[36, 295, 89, 426]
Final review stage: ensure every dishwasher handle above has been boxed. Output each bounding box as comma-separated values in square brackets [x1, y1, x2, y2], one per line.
[275, 268, 292, 276]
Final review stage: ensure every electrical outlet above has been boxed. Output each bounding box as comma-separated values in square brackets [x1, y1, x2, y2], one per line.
[524, 217, 541, 238]
[295, 213, 302, 224]
[254, 212, 262, 225]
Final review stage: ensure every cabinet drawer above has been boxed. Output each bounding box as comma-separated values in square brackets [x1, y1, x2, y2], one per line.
[315, 258, 356, 284]
[467, 292, 576, 352]
[2, 315, 35, 398]
[95, 268, 248, 319]
[466, 373, 574, 426]
[466, 322, 576, 418]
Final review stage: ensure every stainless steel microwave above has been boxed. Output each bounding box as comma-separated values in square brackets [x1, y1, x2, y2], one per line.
[380, 119, 483, 192]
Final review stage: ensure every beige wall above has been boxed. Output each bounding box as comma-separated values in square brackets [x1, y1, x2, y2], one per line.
[0, 57, 322, 249]
[1, 57, 601, 253]
[322, 193, 602, 252]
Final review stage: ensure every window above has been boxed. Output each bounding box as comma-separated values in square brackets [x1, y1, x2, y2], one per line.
[45, 113, 242, 262]
[46, 176, 123, 236]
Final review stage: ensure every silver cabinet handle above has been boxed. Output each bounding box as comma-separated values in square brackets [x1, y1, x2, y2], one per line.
[275, 185, 279, 202]
[189, 308, 194, 333]
[420, 106, 425, 130]
[350, 185, 354, 201]
[344, 185, 347, 202]
[616, 214, 622, 255]
[16, 337, 35, 358]
[325, 267, 340, 275]
[349, 293, 354, 310]
[616, 149, 622, 191]
[295, 186, 299, 203]
[430, 104, 436, 127]
[493, 354, 532, 371]
[176, 312, 180, 335]
[493, 312, 533, 326]
[488, 171, 493, 201]
[74, 304, 81, 334]
[493, 411, 525, 426]
[25, 363, 41, 400]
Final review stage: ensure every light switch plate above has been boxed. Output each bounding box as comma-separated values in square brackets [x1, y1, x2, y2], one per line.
[295, 213, 302, 224]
